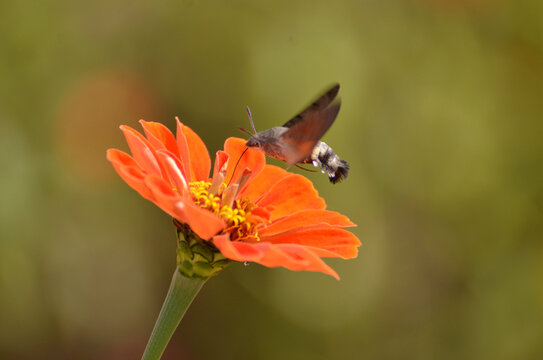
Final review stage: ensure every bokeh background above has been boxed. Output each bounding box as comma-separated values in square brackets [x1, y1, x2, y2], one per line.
[1, 0, 541, 359]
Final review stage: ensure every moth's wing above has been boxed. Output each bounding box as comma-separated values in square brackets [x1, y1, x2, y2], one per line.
[282, 84, 340, 128]
[280, 102, 340, 165]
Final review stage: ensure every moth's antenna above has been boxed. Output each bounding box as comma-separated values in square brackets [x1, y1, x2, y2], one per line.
[246, 106, 257, 134]
[228, 147, 249, 186]
[238, 127, 253, 136]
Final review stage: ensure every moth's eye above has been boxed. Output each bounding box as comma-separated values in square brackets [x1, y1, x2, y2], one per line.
[246, 138, 259, 147]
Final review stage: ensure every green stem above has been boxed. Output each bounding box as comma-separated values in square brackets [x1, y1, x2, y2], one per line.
[141, 267, 206, 360]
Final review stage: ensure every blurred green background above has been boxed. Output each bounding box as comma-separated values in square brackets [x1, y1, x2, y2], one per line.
[1, 0, 541, 359]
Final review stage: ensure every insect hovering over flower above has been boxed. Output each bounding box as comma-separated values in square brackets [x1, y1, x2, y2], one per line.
[240, 84, 349, 184]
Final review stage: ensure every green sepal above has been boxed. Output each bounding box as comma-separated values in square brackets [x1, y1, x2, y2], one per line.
[176, 229, 230, 279]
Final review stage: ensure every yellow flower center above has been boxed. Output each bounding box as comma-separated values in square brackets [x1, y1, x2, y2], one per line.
[189, 181, 260, 242]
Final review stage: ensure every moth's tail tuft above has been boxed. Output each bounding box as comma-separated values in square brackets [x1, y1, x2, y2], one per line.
[329, 160, 350, 184]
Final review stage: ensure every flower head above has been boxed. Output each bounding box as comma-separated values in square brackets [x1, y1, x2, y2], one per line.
[107, 118, 360, 279]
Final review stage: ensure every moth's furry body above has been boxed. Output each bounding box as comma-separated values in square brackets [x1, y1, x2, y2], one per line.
[304, 141, 349, 184]
[244, 84, 349, 184]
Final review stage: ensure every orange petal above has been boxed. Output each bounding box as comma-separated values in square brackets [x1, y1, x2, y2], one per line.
[224, 137, 265, 186]
[107, 149, 154, 201]
[249, 207, 271, 222]
[175, 118, 191, 180]
[173, 201, 225, 240]
[259, 209, 355, 237]
[299, 245, 348, 258]
[241, 165, 290, 202]
[140, 120, 180, 159]
[212, 150, 229, 178]
[144, 174, 180, 218]
[256, 174, 325, 220]
[181, 122, 211, 181]
[155, 149, 189, 194]
[260, 227, 360, 259]
[212, 234, 264, 261]
[212, 235, 339, 279]
[120, 125, 163, 176]
[259, 243, 340, 279]
[235, 168, 252, 188]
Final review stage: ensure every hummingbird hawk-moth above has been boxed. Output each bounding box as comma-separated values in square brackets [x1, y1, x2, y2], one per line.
[241, 84, 349, 184]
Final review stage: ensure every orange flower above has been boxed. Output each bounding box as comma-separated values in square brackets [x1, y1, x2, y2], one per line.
[107, 119, 360, 279]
